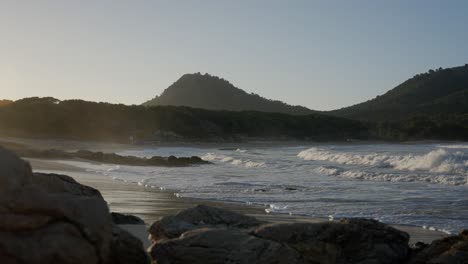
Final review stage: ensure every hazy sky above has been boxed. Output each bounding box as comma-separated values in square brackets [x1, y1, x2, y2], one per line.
[1, 1, 467, 110]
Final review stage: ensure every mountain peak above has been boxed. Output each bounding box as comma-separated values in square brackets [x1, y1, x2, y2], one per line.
[143, 73, 314, 115]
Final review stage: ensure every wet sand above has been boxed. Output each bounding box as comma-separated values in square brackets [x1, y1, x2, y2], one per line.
[28, 158, 447, 245]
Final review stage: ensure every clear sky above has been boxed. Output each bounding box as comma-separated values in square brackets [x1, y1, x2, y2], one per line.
[1, 0, 467, 110]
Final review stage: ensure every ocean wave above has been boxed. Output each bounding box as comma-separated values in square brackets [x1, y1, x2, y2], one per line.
[299, 148, 467, 175]
[202, 153, 265, 168]
[437, 144, 468, 149]
[315, 166, 468, 185]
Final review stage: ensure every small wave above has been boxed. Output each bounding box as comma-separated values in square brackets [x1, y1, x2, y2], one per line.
[202, 153, 265, 168]
[315, 166, 343, 176]
[299, 148, 467, 175]
[265, 204, 288, 214]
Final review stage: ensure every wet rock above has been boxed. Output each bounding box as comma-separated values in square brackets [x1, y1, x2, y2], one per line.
[148, 205, 264, 242]
[111, 212, 145, 225]
[252, 218, 411, 264]
[407, 229, 468, 264]
[149, 228, 304, 264]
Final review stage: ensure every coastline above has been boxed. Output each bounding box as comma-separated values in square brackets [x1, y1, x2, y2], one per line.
[28, 158, 448, 245]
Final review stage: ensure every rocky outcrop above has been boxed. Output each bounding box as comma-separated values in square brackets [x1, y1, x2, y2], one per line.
[148, 204, 264, 241]
[252, 219, 410, 264]
[0, 147, 148, 264]
[148, 205, 412, 264]
[407, 229, 468, 264]
[149, 228, 304, 264]
[9, 146, 211, 167]
[111, 212, 145, 225]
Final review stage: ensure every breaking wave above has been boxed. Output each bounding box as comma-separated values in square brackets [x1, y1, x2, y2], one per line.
[315, 166, 468, 185]
[299, 148, 467, 175]
[202, 153, 266, 168]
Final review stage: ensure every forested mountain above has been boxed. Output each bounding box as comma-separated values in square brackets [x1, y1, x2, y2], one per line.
[143, 73, 314, 115]
[0, 97, 364, 142]
[329, 64, 468, 121]
[326, 64, 468, 140]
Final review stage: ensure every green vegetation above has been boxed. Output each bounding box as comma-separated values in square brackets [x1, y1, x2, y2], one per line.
[0, 97, 364, 142]
[2, 65, 467, 142]
[328, 64, 468, 141]
[143, 73, 314, 115]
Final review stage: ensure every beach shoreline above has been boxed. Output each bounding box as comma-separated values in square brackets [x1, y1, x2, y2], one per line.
[28, 158, 448, 245]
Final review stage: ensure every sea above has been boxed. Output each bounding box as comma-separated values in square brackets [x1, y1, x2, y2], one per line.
[56, 142, 468, 234]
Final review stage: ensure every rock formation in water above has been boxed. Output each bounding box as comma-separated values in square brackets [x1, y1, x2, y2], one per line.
[6, 144, 211, 167]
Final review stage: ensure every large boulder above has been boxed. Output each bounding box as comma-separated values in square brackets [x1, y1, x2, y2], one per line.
[252, 218, 411, 264]
[148, 206, 412, 264]
[148, 204, 264, 242]
[0, 147, 147, 264]
[149, 227, 304, 264]
[407, 229, 468, 264]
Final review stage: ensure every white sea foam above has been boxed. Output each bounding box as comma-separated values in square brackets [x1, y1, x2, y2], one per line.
[315, 166, 342, 176]
[202, 153, 265, 168]
[315, 165, 467, 185]
[438, 144, 468, 149]
[299, 148, 467, 175]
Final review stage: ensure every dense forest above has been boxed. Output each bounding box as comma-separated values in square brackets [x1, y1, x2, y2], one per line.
[1, 65, 467, 142]
[0, 97, 364, 142]
[329, 65, 468, 121]
[143, 73, 314, 115]
[328, 64, 468, 141]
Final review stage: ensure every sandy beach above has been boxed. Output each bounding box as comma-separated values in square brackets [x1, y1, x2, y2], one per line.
[28, 158, 448, 245]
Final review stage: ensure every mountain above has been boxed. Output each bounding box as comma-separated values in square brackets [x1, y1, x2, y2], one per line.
[143, 73, 314, 115]
[329, 64, 468, 121]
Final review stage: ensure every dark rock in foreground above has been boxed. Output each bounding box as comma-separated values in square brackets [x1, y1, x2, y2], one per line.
[110, 225, 149, 264]
[148, 205, 412, 264]
[0, 147, 148, 264]
[252, 219, 410, 264]
[150, 227, 304, 264]
[148, 204, 265, 241]
[407, 229, 468, 264]
[111, 212, 145, 225]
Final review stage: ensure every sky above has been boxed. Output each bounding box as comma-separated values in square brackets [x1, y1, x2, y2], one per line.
[1, 1, 467, 110]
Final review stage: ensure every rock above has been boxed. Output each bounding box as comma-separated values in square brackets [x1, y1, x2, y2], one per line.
[149, 228, 304, 264]
[148, 205, 413, 264]
[111, 212, 145, 225]
[407, 229, 468, 264]
[0, 147, 148, 263]
[148, 205, 264, 242]
[252, 218, 411, 264]
[110, 225, 149, 264]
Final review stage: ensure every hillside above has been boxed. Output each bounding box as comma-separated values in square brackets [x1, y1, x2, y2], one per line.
[0, 97, 364, 142]
[0, 100, 12, 107]
[143, 73, 314, 115]
[329, 64, 468, 121]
